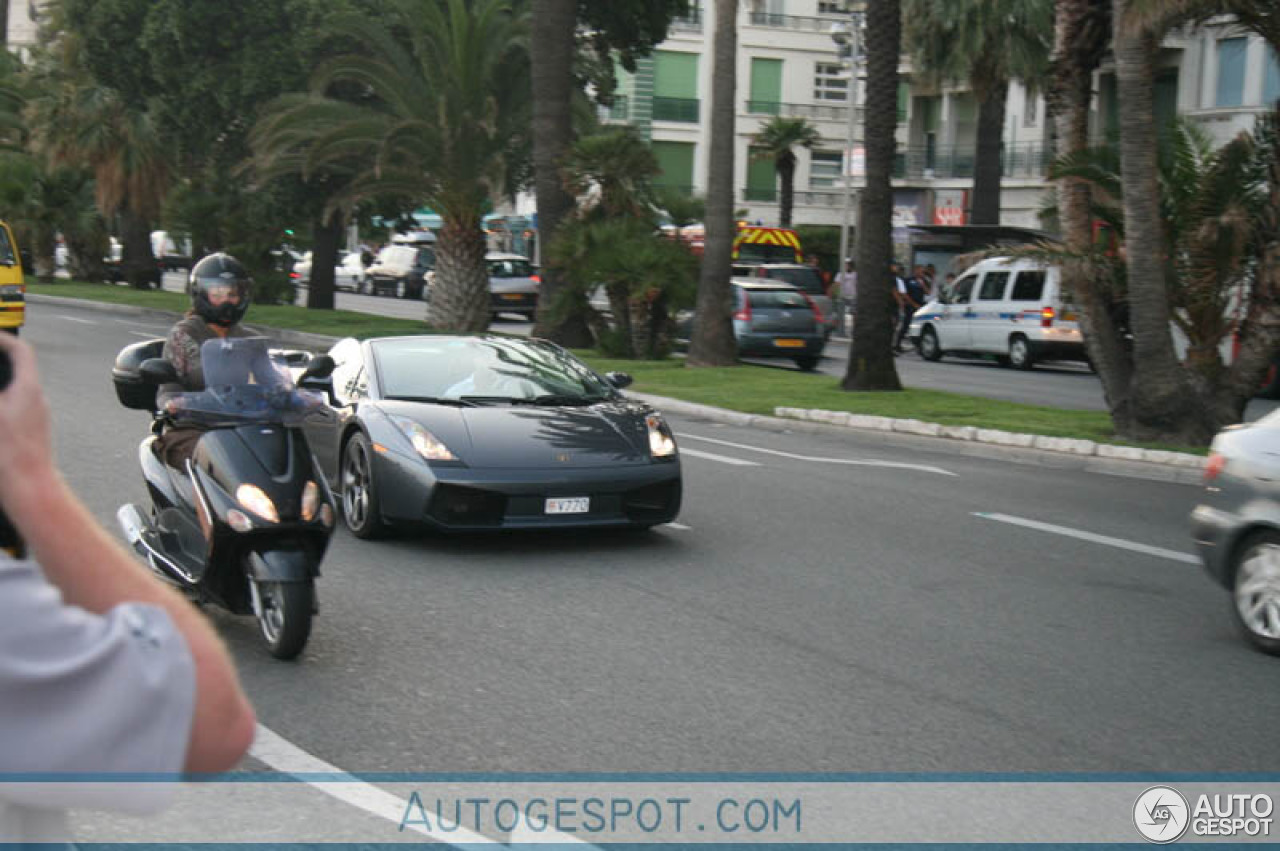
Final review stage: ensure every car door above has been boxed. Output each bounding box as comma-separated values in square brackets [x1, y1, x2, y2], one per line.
[970, 270, 1011, 353]
[936, 273, 978, 350]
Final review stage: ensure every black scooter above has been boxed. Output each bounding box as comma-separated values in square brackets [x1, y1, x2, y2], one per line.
[112, 336, 337, 659]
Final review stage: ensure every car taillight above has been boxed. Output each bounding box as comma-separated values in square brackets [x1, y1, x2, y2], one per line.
[1041, 306, 1055, 328]
[732, 296, 752, 322]
[1204, 452, 1226, 483]
[802, 294, 824, 324]
[531, 274, 541, 284]
[290, 272, 300, 279]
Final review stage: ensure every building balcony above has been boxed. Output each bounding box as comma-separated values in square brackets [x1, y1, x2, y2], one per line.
[654, 183, 698, 197]
[745, 11, 842, 32]
[743, 186, 777, 202]
[744, 99, 864, 124]
[893, 142, 1052, 179]
[742, 187, 848, 207]
[670, 5, 702, 33]
[653, 97, 700, 123]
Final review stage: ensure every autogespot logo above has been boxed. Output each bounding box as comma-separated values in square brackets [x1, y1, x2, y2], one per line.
[1134, 786, 1191, 844]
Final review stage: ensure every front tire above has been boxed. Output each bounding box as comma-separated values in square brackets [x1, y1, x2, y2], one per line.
[341, 433, 386, 539]
[254, 578, 313, 660]
[1008, 335, 1034, 370]
[920, 327, 942, 361]
[1231, 531, 1280, 655]
[794, 355, 820, 371]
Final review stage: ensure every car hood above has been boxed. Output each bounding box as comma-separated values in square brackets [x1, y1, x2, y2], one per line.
[375, 399, 654, 468]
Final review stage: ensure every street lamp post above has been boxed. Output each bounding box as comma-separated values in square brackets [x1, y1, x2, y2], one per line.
[831, 6, 864, 272]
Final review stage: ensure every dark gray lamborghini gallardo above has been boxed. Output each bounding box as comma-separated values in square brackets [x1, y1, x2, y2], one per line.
[297, 335, 682, 536]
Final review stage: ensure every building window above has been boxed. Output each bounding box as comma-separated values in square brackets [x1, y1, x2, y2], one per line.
[1216, 37, 1247, 107]
[654, 51, 700, 123]
[809, 151, 843, 188]
[814, 63, 848, 102]
[1022, 89, 1036, 127]
[817, 1, 844, 13]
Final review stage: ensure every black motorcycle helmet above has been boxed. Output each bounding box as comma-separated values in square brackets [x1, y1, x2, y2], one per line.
[189, 253, 251, 327]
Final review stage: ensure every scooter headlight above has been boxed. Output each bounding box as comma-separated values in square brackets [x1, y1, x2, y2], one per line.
[235, 484, 279, 523]
[301, 481, 321, 522]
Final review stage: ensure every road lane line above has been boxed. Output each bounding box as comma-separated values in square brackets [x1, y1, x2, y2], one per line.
[250, 724, 500, 844]
[972, 512, 1200, 564]
[57, 314, 97, 324]
[128, 330, 166, 339]
[680, 433, 957, 477]
[679, 447, 761, 466]
[663, 521, 693, 530]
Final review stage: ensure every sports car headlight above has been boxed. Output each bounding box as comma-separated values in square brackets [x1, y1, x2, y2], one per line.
[235, 484, 279, 523]
[300, 481, 321, 522]
[646, 414, 677, 458]
[390, 415, 458, 461]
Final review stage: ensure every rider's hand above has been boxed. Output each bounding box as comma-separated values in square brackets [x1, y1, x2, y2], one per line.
[0, 334, 56, 509]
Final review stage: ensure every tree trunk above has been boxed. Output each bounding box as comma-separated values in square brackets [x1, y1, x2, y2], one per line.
[428, 215, 490, 333]
[307, 212, 343, 311]
[65, 232, 108, 282]
[530, 0, 593, 347]
[687, 0, 739, 367]
[842, 0, 902, 392]
[1114, 4, 1201, 442]
[1049, 0, 1133, 433]
[777, 153, 795, 228]
[970, 78, 1008, 226]
[119, 208, 157, 289]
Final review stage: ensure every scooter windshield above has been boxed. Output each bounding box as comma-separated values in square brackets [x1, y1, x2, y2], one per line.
[167, 337, 324, 427]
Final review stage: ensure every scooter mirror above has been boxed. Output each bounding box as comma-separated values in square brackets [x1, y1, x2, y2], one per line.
[300, 354, 336, 380]
[139, 358, 179, 384]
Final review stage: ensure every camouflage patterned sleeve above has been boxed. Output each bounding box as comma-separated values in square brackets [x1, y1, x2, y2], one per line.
[163, 324, 204, 390]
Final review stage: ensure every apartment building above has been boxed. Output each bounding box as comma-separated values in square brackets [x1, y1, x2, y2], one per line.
[601, 2, 1280, 243]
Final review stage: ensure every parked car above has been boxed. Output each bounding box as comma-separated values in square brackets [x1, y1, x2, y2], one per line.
[907, 257, 1087, 369]
[367, 243, 434, 299]
[676, 279, 826, 370]
[732, 262, 836, 339]
[1191, 411, 1280, 655]
[104, 237, 163, 288]
[486, 252, 539, 320]
[292, 250, 369, 293]
[151, 230, 192, 271]
[297, 335, 681, 536]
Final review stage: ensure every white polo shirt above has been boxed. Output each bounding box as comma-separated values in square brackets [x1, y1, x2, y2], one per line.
[0, 555, 196, 845]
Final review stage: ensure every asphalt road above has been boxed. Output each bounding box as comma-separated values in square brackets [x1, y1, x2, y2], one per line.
[24, 299, 1280, 781]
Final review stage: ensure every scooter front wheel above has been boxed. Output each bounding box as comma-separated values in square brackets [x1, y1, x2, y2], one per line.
[254, 579, 313, 660]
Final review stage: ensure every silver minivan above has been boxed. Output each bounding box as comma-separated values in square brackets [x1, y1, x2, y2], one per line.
[907, 258, 1086, 369]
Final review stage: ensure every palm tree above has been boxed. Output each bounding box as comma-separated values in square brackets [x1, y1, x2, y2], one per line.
[560, 127, 660, 220]
[750, 116, 820, 228]
[23, 28, 169, 288]
[842, 0, 902, 391]
[529, 0, 588, 345]
[902, 0, 1053, 225]
[251, 0, 530, 332]
[687, 0, 739, 367]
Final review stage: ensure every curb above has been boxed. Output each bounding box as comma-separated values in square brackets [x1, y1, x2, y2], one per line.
[31, 293, 1207, 481]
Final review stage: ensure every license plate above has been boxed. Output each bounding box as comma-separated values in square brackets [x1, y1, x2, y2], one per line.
[545, 497, 590, 515]
[773, 338, 804, 348]
[501, 293, 524, 301]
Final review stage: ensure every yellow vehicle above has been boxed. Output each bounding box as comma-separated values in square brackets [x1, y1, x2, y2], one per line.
[0, 221, 24, 335]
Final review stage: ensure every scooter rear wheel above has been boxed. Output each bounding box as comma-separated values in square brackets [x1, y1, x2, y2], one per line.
[255, 579, 313, 660]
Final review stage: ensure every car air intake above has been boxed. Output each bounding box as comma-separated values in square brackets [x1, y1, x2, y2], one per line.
[428, 485, 507, 527]
[623, 480, 681, 524]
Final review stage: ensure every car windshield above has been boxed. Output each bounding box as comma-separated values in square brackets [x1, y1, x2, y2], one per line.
[737, 243, 798, 263]
[166, 337, 324, 427]
[487, 258, 535, 278]
[746, 290, 811, 310]
[372, 337, 615, 404]
[0, 228, 15, 266]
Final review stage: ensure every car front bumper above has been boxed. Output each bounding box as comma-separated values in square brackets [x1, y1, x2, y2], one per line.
[1190, 503, 1242, 588]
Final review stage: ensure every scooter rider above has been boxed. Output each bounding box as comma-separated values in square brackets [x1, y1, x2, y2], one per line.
[155, 253, 254, 469]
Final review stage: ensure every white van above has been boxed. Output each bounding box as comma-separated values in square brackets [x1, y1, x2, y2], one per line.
[907, 257, 1087, 369]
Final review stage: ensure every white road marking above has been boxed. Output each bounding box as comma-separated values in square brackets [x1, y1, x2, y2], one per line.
[679, 447, 761, 466]
[679, 433, 958, 477]
[128, 330, 165, 339]
[663, 521, 693, 530]
[57, 314, 97, 324]
[972, 512, 1200, 565]
[250, 724, 499, 844]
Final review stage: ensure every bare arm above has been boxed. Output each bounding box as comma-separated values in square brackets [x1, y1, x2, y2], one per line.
[0, 334, 255, 773]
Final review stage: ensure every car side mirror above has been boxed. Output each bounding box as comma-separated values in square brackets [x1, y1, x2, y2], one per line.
[300, 354, 336, 380]
[139, 358, 179, 384]
[605, 371, 633, 390]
